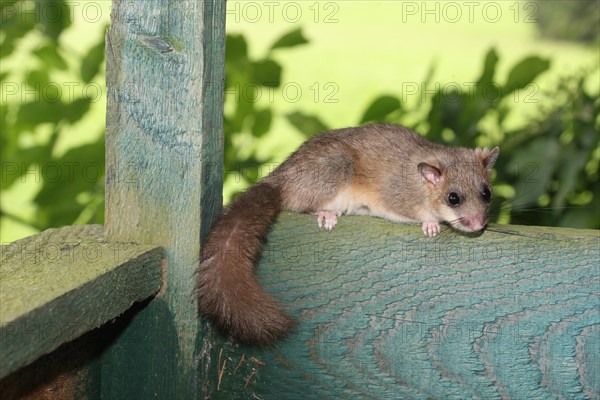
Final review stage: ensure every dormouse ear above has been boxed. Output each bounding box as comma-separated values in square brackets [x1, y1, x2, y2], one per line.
[476, 147, 500, 170]
[417, 162, 442, 186]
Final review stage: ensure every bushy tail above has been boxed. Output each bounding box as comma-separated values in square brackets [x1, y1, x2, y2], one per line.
[196, 182, 294, 345]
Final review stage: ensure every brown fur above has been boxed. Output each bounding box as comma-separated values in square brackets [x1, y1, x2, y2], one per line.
[197, 124, 499, 345]
[196, 182, 294, 345]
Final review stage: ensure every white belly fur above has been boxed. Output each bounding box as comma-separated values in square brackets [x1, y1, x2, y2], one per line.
[321, 187, 417, 223]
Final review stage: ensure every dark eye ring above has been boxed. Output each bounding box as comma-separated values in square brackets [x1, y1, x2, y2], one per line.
[481, 186, 491, 202]
[448, 192, 461, 206]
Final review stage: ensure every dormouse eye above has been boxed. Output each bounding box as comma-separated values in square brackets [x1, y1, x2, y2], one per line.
[481, 186, 491, 202]
[447, 192, 461, 206]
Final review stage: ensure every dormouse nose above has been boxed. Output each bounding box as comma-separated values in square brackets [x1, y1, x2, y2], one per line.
[463, 215, 487, 231]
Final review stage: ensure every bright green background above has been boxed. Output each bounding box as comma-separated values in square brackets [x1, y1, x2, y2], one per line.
[1, 0, 599, 243]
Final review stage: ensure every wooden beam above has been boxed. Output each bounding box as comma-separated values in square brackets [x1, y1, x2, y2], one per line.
[0, 225, 162, 379]
[103, 1, 225, 398]
[204, 214, 600, 399]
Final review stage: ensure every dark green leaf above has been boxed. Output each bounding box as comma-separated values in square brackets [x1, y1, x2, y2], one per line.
[38, 1, 72, 41]
[252, 59, 281, 87]
[251, 109, 272, 137]
[552, 153, 586, 209]
[476, 48, 498, 88]
[1, 143, 55, 189]
[81, 37, 106, 83]
[0, 2, 37, 58]
[18, 97, 92, 128]
[26, 70, 50, 88]
[34, 44, 68, 70]
[16, 101, 63, 127]
[559, 207, 599, 229]
[426, 91, 468, 144]
[286, 112, 329, 137]
[64, 98, 91, 123]
[225, 34, 248, 63]
[230, 91, 255, 132]
[504, 56, 550, 94]
[225, 59, 252, 89]
[0, 0, 20, 14]
[0, 40, 16, 58]
[34, 134, 105, 226]
[270, 28, 309, 51]
[421, 62, 437, 90]
[509, 138, 559, 208]
[359, 95, 401, 124]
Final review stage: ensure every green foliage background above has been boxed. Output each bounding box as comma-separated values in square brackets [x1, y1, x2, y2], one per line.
[1, 0, 599, 243]
[2, 1, 107, 242]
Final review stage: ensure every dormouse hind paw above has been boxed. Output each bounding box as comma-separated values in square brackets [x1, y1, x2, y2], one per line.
[317, 211, 341, 231]
[422, 221, 441, 237]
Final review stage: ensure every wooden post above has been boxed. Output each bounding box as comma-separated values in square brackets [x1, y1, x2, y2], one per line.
[103, 1, 225, 398]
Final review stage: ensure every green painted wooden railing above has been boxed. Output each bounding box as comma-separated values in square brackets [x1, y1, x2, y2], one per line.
[1, 218, 598, 399]
[205, 215, 599, 399]
[1, 1, 598, 399]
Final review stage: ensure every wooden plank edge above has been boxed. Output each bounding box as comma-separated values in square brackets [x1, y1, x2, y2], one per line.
[0, 245, 164, 379]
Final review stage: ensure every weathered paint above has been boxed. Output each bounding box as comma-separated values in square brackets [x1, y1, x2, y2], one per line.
[1, 216, 597, 399]
[103, 0, 225, 398]
[0, 224, 162, 379]
[206, 214, 599, 399]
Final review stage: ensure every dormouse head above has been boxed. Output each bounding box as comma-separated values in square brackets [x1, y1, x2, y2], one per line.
[418, 147, 500, 233]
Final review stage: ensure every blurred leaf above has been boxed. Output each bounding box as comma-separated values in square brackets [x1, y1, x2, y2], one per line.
[225, 35, 251, 89]
[251, 108, 272, 137]
[225, 34, 248, 63]
[26, 69, 50, 87]
[34, 44, 68, 70]
[34, 135, 105, 226]
[427, 91, 467, 144]
[0, 2, 37, 58]
[287, 111, 329, 137]
[64, 98, 91, 123]
[535, 0, 600, 44]
[270, 28, 308, 51]
[0, 0, 20, 13]
[504, 56, 550, 94]
[252, 59, 281, 87]
[38, 1, 72, 41]
[360, 95, 401, 124]
[553, 155, 586, 209]
[81, 37, 106, 83]
[497, 103, 510, 125]
[230, 92, 255, 133]
[0, 104, 10, 160]
[559, 206, 598, 229]
[509, 138, 559, 207]
[16, 97, 91, 128]
[421, 62, 437, 90]
[1, 144, 55, 190]
[476, 48, 498, 88]
[16, 101, 63, 127]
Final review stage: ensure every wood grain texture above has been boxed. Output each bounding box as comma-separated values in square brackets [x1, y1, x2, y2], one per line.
[103, 0, 225, 398]
[205, 213, 599, 400]
[0, 225, 162, 379]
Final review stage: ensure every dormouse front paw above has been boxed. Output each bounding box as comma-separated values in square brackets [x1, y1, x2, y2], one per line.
[317, 211, 341, 231]
[422, 221, 441, 237]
